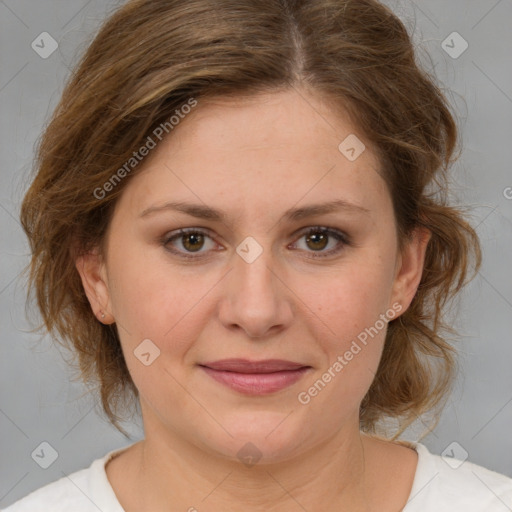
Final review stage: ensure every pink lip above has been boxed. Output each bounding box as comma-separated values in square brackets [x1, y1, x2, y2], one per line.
[201, 358, 307, 373]
[199, 359, 311, 395]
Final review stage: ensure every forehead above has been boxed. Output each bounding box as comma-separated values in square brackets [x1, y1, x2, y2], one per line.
[172, 89, 368, 156]
[114, 88, 390, 224]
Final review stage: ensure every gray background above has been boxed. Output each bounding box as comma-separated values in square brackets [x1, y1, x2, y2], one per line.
[1, 0, 511, 508]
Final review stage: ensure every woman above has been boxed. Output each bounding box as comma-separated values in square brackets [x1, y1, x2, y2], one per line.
[6, 0, 512, 510]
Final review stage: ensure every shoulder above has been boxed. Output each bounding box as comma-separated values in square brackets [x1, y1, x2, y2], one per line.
[2, 468, 93, 512]
[2, 446, 129, 512]
[403, 441, 512, 512]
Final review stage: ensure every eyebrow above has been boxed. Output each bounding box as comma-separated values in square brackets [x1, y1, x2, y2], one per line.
[139, 199, 371, 223]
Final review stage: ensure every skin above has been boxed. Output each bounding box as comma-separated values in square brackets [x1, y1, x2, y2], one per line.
[76, 87, 430, 512]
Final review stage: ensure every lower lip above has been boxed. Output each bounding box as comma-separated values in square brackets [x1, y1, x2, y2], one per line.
[200, 366, 311, 395]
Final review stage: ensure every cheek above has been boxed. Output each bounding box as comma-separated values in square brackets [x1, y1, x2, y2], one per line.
[299, 295, 389, 425]
[106, 245, 218, 362]
[317, 256, 395, 339]
[309, 252, 396, 392]
[106, 253, 210, 413]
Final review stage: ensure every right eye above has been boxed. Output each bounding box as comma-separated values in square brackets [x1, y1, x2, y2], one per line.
[162, 228, 221, 259]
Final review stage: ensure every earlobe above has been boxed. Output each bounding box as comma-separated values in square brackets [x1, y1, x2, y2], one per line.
[390, 227, 432, 314]
[75, 249, 115, 324]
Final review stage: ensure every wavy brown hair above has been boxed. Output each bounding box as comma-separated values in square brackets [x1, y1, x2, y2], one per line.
[20, 0, 481, 438]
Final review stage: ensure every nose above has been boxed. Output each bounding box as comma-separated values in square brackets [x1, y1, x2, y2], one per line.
[217, 241, 294, 339]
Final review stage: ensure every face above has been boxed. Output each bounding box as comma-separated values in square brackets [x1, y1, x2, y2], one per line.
[77, 88, 429, 463]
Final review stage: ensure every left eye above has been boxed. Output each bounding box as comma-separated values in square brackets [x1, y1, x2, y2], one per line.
[162, 226, 349, 259]
[290, 227, 348, 257]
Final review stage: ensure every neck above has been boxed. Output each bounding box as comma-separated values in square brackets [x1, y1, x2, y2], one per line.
[132, 418, 372, 512]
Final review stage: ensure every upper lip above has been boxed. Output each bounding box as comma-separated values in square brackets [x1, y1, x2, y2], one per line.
[200, 359, 309, 373]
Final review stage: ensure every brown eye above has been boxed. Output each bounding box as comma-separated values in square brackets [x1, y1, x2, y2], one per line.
[292, 227, 349, 258]
[305, 231, 329, 251]
[163, 228, 217, 259]
[181, 232, 205, 252]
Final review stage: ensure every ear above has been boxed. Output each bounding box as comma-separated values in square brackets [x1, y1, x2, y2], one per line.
[75, 248, 115, 324]
[389, 226, 431, 315]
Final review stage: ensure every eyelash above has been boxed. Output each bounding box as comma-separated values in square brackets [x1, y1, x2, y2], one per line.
[161, 226, 351, 260]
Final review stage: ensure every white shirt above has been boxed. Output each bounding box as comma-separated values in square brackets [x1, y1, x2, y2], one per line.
[3, 441, 512, 511]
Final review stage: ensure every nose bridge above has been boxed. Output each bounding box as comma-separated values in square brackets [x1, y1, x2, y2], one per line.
[219, 235, 292, 337]
[234, 234, 280, 306]
[236, 236, 276, 293]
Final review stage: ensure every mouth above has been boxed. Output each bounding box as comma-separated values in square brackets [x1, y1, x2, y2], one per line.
[198, 359, 312, 395]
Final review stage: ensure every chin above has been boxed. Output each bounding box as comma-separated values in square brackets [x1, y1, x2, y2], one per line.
[195, 409, 315, 465]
